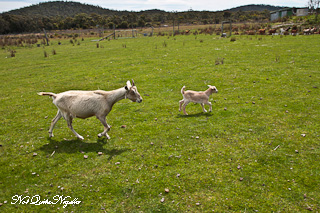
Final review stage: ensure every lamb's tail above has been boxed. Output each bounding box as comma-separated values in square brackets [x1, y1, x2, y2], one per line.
[181, 86, 186, 95]
[38, 92, 57, 99]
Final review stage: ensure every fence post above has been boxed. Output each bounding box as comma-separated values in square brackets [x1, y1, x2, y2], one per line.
[43, 28, 49, 46]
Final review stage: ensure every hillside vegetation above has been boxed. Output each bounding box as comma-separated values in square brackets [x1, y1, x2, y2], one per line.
[0, 1, 282, 34]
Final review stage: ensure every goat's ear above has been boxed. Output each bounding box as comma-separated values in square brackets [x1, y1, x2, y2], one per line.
[126, 80, 132, 89]
[125, 85, 129, 91]
[131, 79, 135, 86]
[207, 85, 212, 88]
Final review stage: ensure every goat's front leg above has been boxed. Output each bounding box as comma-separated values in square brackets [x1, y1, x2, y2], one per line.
[205, 101, 212, 112]
[97, 116, 111, 139]
[65, 115, 84, 140]
[49, 110, 62, 137]
[201, 103, 207, 113]
[179, 99, 184, 112]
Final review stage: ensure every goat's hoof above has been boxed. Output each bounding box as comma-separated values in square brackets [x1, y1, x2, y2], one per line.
[78, 136, 84, 140]
[98, 133, 103, 138]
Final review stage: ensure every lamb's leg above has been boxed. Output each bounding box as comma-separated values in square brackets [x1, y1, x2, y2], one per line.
[65, 115, 84, 140]
[182, 101, 190, 115]
[179, 99, 184, 112]
[49, 110, 62, 137]
[201, 103, 207, 113]
[97, 116, 111, 139]
[204, 101, 212, 112]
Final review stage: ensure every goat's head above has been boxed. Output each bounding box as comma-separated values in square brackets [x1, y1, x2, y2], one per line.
[125, 80, 143, 103]
[208, 85, 218, 93]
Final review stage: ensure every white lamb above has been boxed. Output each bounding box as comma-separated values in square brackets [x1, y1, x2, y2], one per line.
[179, 85, 218, 115]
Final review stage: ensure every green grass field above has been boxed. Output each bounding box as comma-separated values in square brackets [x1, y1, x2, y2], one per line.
[1, 34, 319, 212]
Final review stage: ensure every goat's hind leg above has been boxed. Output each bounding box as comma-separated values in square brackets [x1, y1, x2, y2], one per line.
[97, 116, 111, 139]
[182, 101, 190, 115]
[49, 110, 62, 137]
[65, 114, 84, 140]
[179, 99, 184, 112]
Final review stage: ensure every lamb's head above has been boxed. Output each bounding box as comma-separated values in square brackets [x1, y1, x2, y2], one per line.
[125, 80, 143, 103]
[208, 85, 218, 93]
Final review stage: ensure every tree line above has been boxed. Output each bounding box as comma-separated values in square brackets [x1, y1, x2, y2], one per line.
[0, 1, 279, 34]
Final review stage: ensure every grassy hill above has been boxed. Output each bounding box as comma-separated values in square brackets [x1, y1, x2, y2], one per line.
[2, 1, 121, 17]
[3, 1, 284, 16]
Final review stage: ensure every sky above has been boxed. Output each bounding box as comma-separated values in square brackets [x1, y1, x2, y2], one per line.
[0, 0, 309, 13]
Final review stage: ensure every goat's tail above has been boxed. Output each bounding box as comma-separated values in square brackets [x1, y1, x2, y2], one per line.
[181, 86, 186, 95]
[38, 92, 57, 99]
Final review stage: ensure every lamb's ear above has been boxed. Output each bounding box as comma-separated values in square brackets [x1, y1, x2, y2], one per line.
[126, 80, 132, 89]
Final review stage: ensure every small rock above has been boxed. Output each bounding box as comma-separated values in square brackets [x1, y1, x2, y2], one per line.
[115, 162, 120, 165]
[155, 118, 158, 121]
[237, 165, 242, 169]
[150, 142, 154, 145]
[33, 153, 37, 157]
[252, 101, 255, 104]
[295, 150, 299, 153]
[176, 173, 181, 177]
[165, 188, 169, 193]
[239, 177, 244, 181]
[307, 206, 313, 211]
[84, 155, 88, 159]
[160, 198, 165, 203]
[196, 202, 200, 206]
[121, 125, 126, 128]
[195, 136, 200, 139]
[301, 134, 306, 137]
[224, 107, 227, 111]
[98, 152, 103, 155]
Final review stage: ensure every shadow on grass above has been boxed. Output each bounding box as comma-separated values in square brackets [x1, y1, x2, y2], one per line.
[39, 138, 129, 159]
[176, 112, 213, 118]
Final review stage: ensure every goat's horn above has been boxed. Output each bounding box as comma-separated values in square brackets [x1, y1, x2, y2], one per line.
[131, 79, 135, 86]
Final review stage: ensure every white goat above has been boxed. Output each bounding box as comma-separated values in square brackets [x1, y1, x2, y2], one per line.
[38, 80, 142, 140]
[179, 85, 218, 115]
